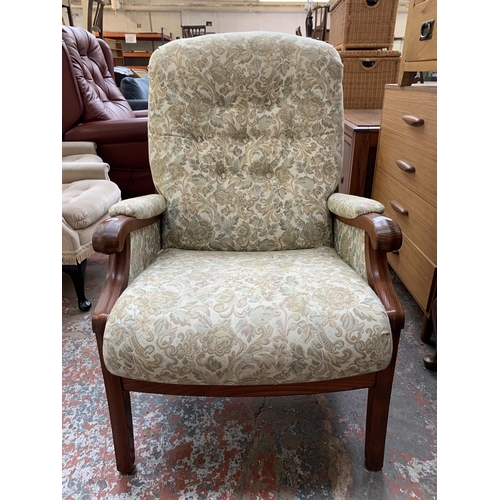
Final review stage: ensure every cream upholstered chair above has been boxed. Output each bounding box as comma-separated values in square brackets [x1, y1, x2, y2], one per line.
[92, 32, 404, 474]
[62, 142, 121, 310]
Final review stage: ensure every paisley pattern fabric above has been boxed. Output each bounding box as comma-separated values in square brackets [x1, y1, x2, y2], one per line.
[103, 247, 392, 385]
[148, 32, 344, 251]
[129, 221, 162, 284]
[328, 193, 385, 219]
[334, 219, 367, 281]
[109, 194, 166, 220]
[102, 32, 395, 386]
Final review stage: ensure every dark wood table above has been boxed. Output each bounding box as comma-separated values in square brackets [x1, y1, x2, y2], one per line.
[339, 109, 381, 198]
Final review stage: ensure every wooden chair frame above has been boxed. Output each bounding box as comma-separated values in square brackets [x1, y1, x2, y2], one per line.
[87, 0, 105, 38]
[310, 4, 330, 42]
[92, 210, 404, 475]
[62, 0, 74, 26]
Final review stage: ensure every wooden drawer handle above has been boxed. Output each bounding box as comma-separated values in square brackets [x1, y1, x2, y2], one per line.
[396, 160, 416, 173]
[390, 200, 409, 215]
[402, 115, 424, 126]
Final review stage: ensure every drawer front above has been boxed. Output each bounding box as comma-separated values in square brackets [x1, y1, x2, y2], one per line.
[380, 85, 437, 144]
[371, 172, 436, 263]
[405, 0, 437, 63]
[375, 134, 436, 207]
[388, 232, 436, 312]
[376, 85, 437, 207]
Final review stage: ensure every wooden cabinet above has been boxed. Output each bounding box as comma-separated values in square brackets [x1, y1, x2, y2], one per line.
[399, 0, 437, 85]
[371, 84, 437, 332]
[339, 109, 381, 197]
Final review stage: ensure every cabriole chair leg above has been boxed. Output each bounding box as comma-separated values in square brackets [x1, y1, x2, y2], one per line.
[62, 259, 91, 311]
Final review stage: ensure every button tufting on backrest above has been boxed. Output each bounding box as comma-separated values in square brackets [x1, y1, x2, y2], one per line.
[62, 26, 135, 123]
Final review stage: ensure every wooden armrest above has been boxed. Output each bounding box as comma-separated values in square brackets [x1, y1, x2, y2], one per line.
[336, 212, 404, 331]
[92, 214, 160, 336]
[92, 214, 160, 254]
[335, 213, 402, 254]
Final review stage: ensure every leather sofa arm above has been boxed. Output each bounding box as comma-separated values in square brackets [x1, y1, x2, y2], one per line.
[63, 117, 148, 144]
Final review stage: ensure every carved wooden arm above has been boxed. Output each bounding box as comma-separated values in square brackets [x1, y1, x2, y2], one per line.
[328, 193, 404, 332]
[92, 213, 161, 337]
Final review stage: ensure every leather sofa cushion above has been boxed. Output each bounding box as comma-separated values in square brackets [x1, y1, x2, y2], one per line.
[62, 179, 121, 230]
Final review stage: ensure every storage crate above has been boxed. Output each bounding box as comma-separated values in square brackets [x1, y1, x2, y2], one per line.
[329, 0, 399, 51]
[339, 50, 401, 109]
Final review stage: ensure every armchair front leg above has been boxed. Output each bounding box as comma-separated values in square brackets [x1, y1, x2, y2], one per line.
[334, 211, 404, 470]
[328, 194, 405, 470]
[92, 213, 160, 475]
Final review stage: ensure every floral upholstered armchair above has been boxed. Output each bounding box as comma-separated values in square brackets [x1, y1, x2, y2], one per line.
[92, 32, 404, 475]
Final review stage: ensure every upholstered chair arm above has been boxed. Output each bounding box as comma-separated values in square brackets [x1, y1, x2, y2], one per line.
[108, 194, 166, 220]
[328, 193, 404, 331]
[62, 162, 111, 183]
[328, 193, 385, 219]
[62, 141, 98, 157]
[93, 197, 164, 279]
[92, 197, 165, 334]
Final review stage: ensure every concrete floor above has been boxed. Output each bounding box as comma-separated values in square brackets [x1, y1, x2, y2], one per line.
[62, 252, 437, 499]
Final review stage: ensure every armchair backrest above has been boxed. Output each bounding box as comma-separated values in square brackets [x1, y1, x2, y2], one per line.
[62, 25, 134, 133]
[148, 32, 344, 252]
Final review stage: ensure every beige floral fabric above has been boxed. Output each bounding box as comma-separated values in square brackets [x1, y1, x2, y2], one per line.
[334, 219, 367, 281]
[109, 194, 166, 220]
[328, 193, 385, 219]
[148, 32, 344, 251]
[129, 221, 162, 283]
[103, 32, 396, 387]
[103, 247, 392, 385]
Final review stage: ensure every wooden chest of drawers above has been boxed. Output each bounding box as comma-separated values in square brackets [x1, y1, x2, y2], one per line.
[398, 0, 437, 85]
[371, 84, 437, 330]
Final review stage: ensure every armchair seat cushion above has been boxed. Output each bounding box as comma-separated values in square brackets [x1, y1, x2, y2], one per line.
[103, 246, 393, 386]
[62, 179, 121, 230]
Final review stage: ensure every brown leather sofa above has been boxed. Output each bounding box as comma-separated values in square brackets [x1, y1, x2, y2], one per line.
[62, 26, 155, 199]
